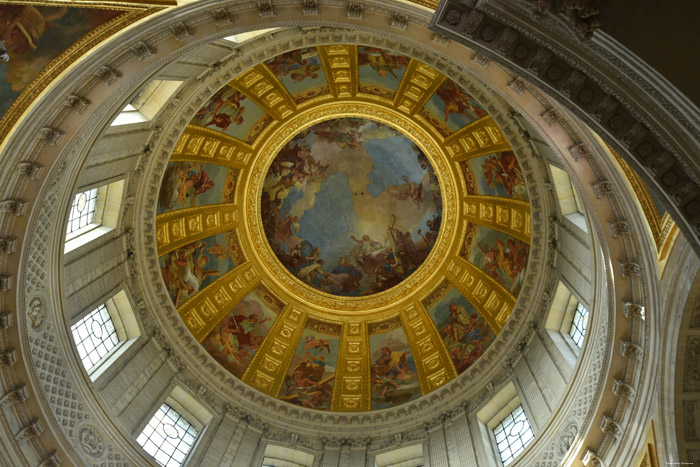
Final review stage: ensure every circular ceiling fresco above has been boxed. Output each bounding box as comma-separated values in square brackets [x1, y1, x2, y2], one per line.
[155, 44, 532, 412]
[262, 117, 442, 297]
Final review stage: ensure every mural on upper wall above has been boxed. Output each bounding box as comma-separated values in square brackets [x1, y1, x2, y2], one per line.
[421, 79, 487, 136]
[468, 226, 529, 295]
[369, 319, 420, 410]
[0, 5, 122, 117]
[157, 162, 237, 213]
[191, 86, 269, 143]
[159, 232, 237, 306]
[280, 320, 340, 410]
[265, 48, 328, 104]
[357, 46, 410, 97]
[201, 286, 279, 378]
[262, 117, 442, 296]
[425, 284, 495, 375]
[465, 151, 528, 201]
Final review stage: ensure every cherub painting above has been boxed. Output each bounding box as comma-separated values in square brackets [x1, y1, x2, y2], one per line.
[202, 289, 277, 378]
[470, 226, 529, 295]
[158, 162, 225, 212]
[369, 326, 420, 409]
[280, 327, 338, 410]
[357, 46, 410, 90]
[467, 152, 528, 201]
[423, 78, 488, 133]
[159, 233, 235, 306]
[426, 286, 495, 375]
[264, 47, 327, 100]
[0, 6, 122, 115]
[191, 86, 267, 142]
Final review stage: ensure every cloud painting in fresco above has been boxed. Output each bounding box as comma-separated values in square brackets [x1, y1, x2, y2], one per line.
[423, 79, 487, 133]
[369, 324, 421, 410]
[426, 286, 495, 375]
[190, 86, 268, 143]
[201, 288, 278, 378]
[357, 46, 410, 93]
[0, 6, 122, 116]
[280, 324, 339, 411]
[262, 118, 443, 296]
[159, 232, 236, 306]
[265, 47, 328, 101]
[468, 226, 529, 295]
[468, 151, 528, 201]
[157, 162, 234, 214]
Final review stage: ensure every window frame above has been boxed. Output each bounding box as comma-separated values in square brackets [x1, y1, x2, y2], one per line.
[69, 290, 141, 382]
[491, 404, 535, 466]
[136, 403, 200, 467]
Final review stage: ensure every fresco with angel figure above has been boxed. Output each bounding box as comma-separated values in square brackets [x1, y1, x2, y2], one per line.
[261, 117, 443, 296]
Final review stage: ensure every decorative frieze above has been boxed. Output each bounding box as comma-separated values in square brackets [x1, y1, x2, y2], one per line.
[39, 127, 64, 146]
[612, 379, 635, 400]
[303, 0, 319, 15]
[130, 41, 155, 60]
[622, 301, 645, 319]
[0, 385, 28, 408]
[608, 219, 631, 238]
[619, 261, 642, 277]
[94, 66, 120, 84]
[346, 2, 363, 19]
[211, 8, 233, 24]
[0, 349, 17, 366]
[65, 95, 89, 113]
[15, 419, 43, 444]
[169, 22, 192, 40]
[0, 237, 16, 254]
[257, 0, 274, 17]
[599, 415, 622, 439]
[391, 14, 409, 30]
[620, 340, 643, 360]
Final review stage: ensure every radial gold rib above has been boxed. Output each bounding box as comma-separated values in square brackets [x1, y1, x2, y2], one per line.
[171, 125, 253, 167]
[463, 196, 531, 244]
[443, 115, 511, 160]
[178, 262, 259, 342]
[393, 59, 445, 115]
[331, 321, 371, 412]
[445, 257, 516, 333]
[399, 303, 457, 395]
[317, 45, 358, 98]
[242, 306, 308, 398]
[155, 204, 237, 255]
[231, 64, 296, 120]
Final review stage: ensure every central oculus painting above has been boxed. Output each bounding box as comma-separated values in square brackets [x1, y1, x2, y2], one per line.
[262, 117, 442, 296]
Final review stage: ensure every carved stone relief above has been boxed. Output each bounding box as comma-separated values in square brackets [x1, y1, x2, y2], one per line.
[685, 337, 700, 391]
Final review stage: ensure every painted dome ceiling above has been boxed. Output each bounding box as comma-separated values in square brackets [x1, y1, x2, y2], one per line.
[155, 45, 531, 412]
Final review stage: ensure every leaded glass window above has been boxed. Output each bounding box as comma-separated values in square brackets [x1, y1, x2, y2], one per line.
[71, 305, 119, 373]
[137, 404, 199, 466]
[569, 303, 589, 348]
[493, 404, 534, 466]
[67, 188, 98, 234]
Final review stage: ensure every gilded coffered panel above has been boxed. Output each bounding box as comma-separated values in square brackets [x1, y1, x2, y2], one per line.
[155, 44, 533, 411]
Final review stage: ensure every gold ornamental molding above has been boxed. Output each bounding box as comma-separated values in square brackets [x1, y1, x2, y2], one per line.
[7, 0, 174, 8]
[331, 321, 371, 411]
[393, 59, 445, 115]
[242, 306, 308, 398]
[155, 204, 237, 255]
[444, 116, 511, 160]
[231, 65, 296, 121]
[318, 44, 359, 98]
[399, 304, 457, 394]
[244, 101, 457, 314]
[172, 125, 253, 167]
[445, 257, 515, 333]
[463, 196, 531, 244]
[178, 262, 259, 342]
